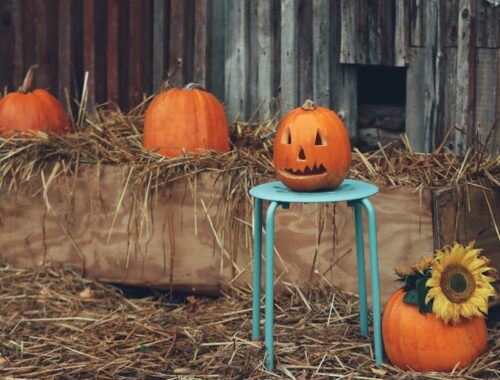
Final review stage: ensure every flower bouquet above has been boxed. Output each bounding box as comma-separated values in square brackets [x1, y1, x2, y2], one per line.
[382, 242, 497, 372]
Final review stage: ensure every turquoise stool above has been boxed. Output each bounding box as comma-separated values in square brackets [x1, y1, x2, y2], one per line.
[249, 179, 382, 370]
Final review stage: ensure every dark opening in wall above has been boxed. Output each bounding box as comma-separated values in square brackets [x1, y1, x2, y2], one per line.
[357, 66, 407, 150]
[358, 66, 406, 106]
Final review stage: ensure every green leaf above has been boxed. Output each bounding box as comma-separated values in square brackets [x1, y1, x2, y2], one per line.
[416, 277, 432, 314]
[403, 289, 419, 305]
[403, 275, 417, 291]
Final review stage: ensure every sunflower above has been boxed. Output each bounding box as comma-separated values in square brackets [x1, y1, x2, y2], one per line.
[425, 242, 497, 324]
[394, 256, 433, 277]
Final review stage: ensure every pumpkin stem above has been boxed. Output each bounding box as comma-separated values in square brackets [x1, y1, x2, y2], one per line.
[184, 83, 205, 91]
[18, 64, 39, 93]
[301, 99, 317, 111]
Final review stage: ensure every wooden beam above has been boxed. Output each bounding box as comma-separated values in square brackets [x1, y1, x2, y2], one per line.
[279, 0, 299, 114]
[225, 0, 249, 122]
[454, 0, 476, 155]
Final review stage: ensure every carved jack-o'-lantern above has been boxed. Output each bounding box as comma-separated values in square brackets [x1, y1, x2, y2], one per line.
[273, 100, 351, 192]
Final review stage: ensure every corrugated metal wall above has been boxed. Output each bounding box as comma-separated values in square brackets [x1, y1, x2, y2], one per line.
[0, 0, 498, 153]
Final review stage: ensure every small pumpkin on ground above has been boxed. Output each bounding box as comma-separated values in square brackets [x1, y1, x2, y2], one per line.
[0, 65, 70, 137]
[383, 242, 496, 372]
[273, 99, 351, 192]
[143, 83, 230, 157]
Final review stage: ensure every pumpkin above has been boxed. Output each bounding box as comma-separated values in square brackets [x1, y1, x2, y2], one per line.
[143, 83, 229, 157]
[0, 65, 70, 137]
[382, 288, 488, 372]
[273, 99, 351, 191]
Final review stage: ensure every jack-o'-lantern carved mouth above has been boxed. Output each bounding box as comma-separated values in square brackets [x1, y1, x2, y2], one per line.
[280, 163, 327, 177]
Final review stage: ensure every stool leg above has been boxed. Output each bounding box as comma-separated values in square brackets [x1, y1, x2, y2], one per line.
[265, 201, 279, 370]
[360, 198, 383, 365]
[252, 198, 263, 340]
[353, 202, 369, 336]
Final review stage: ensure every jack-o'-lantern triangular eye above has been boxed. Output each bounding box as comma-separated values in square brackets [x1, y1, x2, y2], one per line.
[315, 129, 326, 146]
[281, 125, 292, 144]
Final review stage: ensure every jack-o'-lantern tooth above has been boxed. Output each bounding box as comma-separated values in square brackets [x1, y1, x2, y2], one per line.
[304, 166, 311, 174]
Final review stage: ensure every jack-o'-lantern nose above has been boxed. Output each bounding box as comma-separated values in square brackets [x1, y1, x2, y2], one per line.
[298, 147, 306, 160]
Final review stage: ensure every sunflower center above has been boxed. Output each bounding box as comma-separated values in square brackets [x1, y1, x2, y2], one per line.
[440, 264, 476, 304]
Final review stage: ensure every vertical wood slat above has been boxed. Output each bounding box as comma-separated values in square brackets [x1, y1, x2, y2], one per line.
[474, 49, 499, 155]
[476, 0, 499, 48]
[83, 0, 96, 110]
[312, 0, 330, 107]
[331, 0, 357, 138]
[152, 0, 168, 92]
[406, 0, 445, 152]
[298, 0, 313, 102]
[169, 0, 187, 87]
[129, 0, 145, 108]
[454, 0, 475, 155]
[0, 0, 14, 91]
[35, 0, 58, 91]
[107, 0, 120, 106]
[11, 0, 23, 87]
[280, 0, 299, 114]
[209, 0, 225, 101]
[249, 0, 273, 118]
[442, 47, 457, 140]
[410, 0, 425, 47]
[225, 0, 249, 121]
[379, 0, 395, 65]
[339, 0, 356, 63]
[443, 0, 458, 47]
[58, 0, 75, 103]
[394, 0, 409, 66]
[193, 0, 210, 88]
[367, 0, 381, 64]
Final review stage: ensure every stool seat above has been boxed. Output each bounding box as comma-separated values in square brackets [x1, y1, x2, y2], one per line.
[249, 179, 378, 203]
[250, 179, 383, 370]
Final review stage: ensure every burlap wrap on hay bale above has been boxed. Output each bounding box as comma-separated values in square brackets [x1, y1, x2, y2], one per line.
[0, 110, 498, 305]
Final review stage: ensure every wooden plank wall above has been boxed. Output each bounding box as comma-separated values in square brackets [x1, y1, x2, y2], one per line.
[0, 0, 498, 153]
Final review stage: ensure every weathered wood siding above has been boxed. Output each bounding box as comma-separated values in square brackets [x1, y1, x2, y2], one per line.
[0, 0, 498, 153]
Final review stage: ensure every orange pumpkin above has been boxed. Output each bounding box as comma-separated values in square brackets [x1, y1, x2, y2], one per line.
[0, 65, 70, 137]
[382, 288, 487, 372]
[273, 100, 351, 191]
[143, 83, 229, 157]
